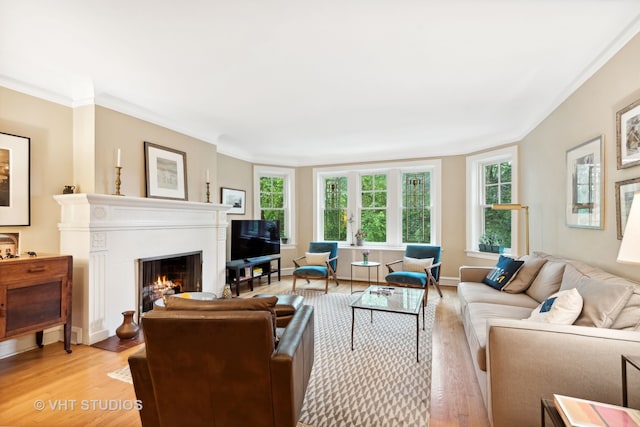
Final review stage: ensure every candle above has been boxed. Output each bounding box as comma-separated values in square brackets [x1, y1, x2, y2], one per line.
[117, 149, 121, 167]
[206, 169, 210, 183]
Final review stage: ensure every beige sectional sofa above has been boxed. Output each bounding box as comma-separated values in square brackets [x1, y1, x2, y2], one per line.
[457, 252, 640, 427]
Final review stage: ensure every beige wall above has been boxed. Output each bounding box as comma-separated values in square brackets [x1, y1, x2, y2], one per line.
[520, 32, 640, 283]
[0, 86, 73, 254]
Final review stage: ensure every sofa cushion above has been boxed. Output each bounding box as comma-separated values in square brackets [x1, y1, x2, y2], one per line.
[526, 261, 566, 303]
[458, 282, 541, 312]
[611, 287, 640, 330]
[403, 256, 434, 272]
[526, 288, 583, 324]
[574, 278, 634, 328]
[464, 302, 534, 371]
[482, 255, 525, 290]
[502, 254, 547, 294]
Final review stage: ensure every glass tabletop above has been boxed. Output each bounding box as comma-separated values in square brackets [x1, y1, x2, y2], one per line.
[350, 286, 424, 315]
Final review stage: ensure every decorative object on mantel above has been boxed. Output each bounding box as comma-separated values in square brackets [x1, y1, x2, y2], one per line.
[62, 185, 75, 194]
[616, 98, 640, 170]
[355, 229, 366, 246]
[115, 310, 140, 340]
[144, 141, 188, 201]
[0, 132, 30, 226]
[362, 248, 370, 264]
[114, 148, 124, 196]
[205, 168, 211, 203]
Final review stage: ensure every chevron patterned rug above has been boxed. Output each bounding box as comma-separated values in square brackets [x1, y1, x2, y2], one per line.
[294, 290, 434, 427]
[108, 289, 434, 427]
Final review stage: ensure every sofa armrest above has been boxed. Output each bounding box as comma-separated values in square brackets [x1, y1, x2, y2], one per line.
[128, 348, 160, 427]
[459, 265, 494, 282]
[486, 318, 640, 427]
[271, 304, 315, 427]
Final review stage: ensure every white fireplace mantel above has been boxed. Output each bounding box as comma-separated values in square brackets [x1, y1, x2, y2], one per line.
[55, 193, 230, 345]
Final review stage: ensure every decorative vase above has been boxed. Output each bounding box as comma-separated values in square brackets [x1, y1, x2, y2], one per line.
[222, 284, 233, 299]
[363, 254, 368, 264]
[115, 310, 140, 340]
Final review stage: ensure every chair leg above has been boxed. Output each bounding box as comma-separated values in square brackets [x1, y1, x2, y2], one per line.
[292, 276, 297, 292]
[431, 279, 443, 297]
[324, 276, 329, 294]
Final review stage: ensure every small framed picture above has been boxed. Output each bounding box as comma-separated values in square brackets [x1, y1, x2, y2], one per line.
[144, 142, 188, 200]
[566, 135, 603, 229]
[0, 132, 30, 226]
[221, 187, 245, 215]
[616, 98, 640, 169]
[615, 177, 640, 239]
[0, 232, 20, 258]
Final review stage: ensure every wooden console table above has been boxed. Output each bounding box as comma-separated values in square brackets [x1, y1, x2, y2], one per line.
[0, 254, 73, 353]
[226, 255, 281, 296]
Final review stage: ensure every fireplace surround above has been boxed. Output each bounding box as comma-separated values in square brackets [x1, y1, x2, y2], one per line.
[55, 193, 229, 345]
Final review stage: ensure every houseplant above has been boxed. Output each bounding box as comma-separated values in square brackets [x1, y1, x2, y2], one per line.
[479, 233, 503, 253]
[355, 229, 367, 246]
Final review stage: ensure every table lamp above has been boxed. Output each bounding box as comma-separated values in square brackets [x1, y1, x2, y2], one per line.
[617, 192, 640, 265]
[491, 203, 529, 255]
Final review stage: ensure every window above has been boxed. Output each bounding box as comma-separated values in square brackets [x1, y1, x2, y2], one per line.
[254, 166, 295, 243]
[403, 172, 431, 243]
[323, 176, 348, 241]
[360, 174, 387, 242]
[314, 160, 441, 246]
[466, 146, 518, 255]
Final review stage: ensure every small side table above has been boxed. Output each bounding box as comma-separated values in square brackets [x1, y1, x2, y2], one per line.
[350, 261, 380, 293]
[622, 354, 640, 407]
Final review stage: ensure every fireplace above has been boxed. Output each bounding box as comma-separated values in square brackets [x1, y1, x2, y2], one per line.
[139, 251, 203, 315]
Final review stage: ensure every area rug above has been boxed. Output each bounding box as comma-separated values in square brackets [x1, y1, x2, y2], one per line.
[108, 290, 434, 426]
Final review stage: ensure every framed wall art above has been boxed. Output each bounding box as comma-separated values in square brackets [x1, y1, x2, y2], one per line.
[220, 187, 245, 214]
[617, 98, 640, 169]
[566, 135, 603, 229]
[0, 132, 30, 226]
[615, 177, 640, 239]
[144, 142, 188, 200]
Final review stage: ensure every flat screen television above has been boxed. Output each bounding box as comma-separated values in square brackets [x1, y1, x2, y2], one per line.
[230, 219, 280, 261]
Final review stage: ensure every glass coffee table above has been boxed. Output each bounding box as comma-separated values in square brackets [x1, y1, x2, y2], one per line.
[350, 285, 425, 362]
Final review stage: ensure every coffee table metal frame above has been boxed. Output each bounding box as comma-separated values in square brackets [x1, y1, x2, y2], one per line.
[350, 285, 425, 362]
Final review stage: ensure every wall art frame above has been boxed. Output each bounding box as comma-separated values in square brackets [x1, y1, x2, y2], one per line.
[566, 135, 603, 229]
[615, 176, 640, 239]
[220, 187, 245, 215]
[617, 98, 640, 169]
[144, 141, 188, 201]
[0, 132, 30, 226]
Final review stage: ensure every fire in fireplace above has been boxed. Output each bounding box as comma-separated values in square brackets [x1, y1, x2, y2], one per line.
[139, 251, 203, 315]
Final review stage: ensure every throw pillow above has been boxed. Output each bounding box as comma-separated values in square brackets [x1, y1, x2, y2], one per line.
[525, 261, 566, 303]
[482, 255, 525, 291]
[574, 277, 634, 328]
[403, 256, 434, 273]
[526, 288, 583, 324]
[305, 252, 330, 266]
[502, 254, 547, 294]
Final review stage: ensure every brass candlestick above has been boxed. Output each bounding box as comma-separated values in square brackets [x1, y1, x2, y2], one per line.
[206, 182, 211, 203]
[114, 166, 123, 196]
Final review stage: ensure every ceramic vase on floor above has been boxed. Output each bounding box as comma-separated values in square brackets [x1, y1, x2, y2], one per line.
[115, 310, 140, 340]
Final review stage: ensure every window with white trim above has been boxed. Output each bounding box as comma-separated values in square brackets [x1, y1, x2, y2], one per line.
[314, 160, 441, 246]
[466, 146, 519, 255]
[254, 166, 295, 243]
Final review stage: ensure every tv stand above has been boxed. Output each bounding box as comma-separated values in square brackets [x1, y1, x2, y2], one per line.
[225, 255, 281, 296]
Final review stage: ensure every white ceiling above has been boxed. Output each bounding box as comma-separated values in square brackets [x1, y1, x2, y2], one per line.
[1, 1, 640, 166]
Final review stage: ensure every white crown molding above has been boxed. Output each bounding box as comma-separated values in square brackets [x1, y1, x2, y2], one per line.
[0, 74, 74, 107]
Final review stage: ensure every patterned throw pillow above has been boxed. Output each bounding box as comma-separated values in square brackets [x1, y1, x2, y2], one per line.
[526, 288, 583, 324]
[482, 255, 525, 290]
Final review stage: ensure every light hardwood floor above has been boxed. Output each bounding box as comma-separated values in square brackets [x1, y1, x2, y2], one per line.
[0, 278, 490, 427]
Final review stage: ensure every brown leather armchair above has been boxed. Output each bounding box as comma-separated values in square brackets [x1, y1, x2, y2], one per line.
[128, 297, 314, 427]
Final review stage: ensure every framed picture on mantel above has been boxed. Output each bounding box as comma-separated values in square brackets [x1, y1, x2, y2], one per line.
[144, 141, 188, 201]
[0, 132, 30, 226]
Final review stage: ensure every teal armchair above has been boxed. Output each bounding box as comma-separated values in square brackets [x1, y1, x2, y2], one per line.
[292, 242, 339, 294]
[385, 245, 443, 298]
